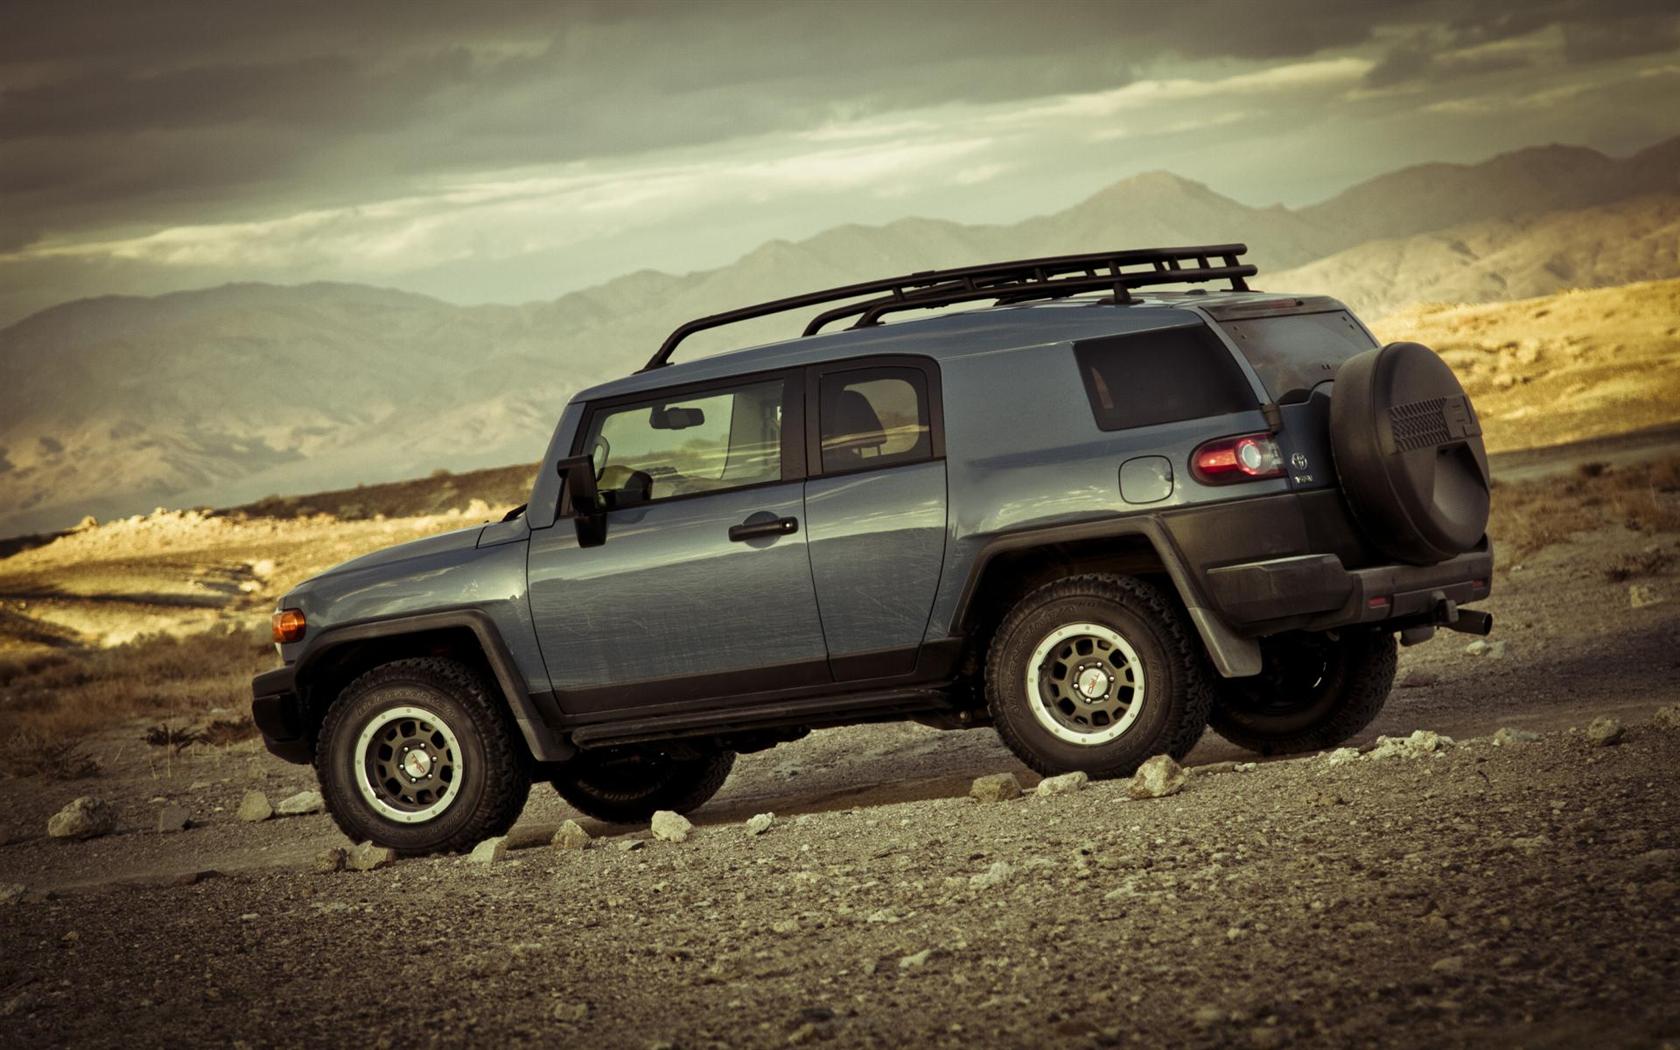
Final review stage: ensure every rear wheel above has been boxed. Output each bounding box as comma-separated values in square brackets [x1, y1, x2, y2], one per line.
[1209, 630, 1397, 755]
[984, 574, 1213, 777]
[316, 658, 532, 855]
[551, 746, 735, 824]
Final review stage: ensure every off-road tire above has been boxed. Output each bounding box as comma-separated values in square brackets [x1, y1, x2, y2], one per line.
[1209, 630, 1397, 755]
[316, 658, 531, 855]
[551, 748, 736, 825]
[985, 574, 1213, 777]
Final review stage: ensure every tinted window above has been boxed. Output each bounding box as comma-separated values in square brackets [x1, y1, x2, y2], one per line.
[819, 368, 932, 474]
[583, 379, 784, 502]
[1218, 311, 1377, 401]
[1075, 325, 1257, 431]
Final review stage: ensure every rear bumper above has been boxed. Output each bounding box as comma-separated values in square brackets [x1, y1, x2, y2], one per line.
[252, 666, 313, 764]
[1205, 542, 1493, 634]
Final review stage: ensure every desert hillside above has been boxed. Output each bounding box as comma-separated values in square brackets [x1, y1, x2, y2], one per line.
[3, 137, 1679, 536]
[1371, 278, 1680, 454]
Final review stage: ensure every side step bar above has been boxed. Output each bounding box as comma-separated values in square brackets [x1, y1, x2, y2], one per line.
[569, 689, 952, 749]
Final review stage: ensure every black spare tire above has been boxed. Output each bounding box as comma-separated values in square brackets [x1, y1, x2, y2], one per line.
[1330, 342, 1490, 565]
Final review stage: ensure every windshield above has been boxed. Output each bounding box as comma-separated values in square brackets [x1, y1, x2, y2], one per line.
[1217, 311, 1376, 402]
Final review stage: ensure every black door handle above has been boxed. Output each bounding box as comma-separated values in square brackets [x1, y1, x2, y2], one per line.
[728, 516, 799, 542]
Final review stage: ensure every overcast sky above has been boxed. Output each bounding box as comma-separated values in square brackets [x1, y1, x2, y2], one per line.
[2, 0, 1677, 325]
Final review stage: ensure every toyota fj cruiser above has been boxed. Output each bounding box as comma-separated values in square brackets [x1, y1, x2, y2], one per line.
[252, 245, 1494, 854]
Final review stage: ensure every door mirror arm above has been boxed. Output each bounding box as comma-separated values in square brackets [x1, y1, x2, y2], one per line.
[555, 454, 607, 547]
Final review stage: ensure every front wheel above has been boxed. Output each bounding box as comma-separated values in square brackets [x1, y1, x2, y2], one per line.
[316, 658, 532, 855]
[1209, 630, 1397, 755]
[984, 574, 1213, 777]
[551, 746, 735, 825]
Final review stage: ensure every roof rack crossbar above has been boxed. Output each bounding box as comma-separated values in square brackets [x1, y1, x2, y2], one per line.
[639, 244, 1252, 371]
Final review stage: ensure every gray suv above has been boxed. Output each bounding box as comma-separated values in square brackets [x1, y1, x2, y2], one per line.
[252, 246, 1494, 854]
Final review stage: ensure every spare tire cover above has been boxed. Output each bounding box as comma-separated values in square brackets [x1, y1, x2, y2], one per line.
[1329, 342, 1490, 566]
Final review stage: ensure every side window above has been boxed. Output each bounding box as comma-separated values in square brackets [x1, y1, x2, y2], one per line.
[818, 367, 933, 475]
[583, 379, 784, 504]
[1074, 325, 1257, 431]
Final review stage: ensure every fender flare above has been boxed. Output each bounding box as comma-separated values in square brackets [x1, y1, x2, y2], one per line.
[291, 610, 574, 762]
[950, 516, 1263, 678]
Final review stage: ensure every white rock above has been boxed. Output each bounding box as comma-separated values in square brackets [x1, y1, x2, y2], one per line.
[1035, 771, 1089, 797]
[898, 948, 935, 970]
[1368, 730, 1454, 761]
[552, 819, 592, 850]
[274, 790, 324, 817]
[1491, 727, 1541, 746]
[745, 813, 775, 836]
[347, 841, 396, 871]
[1630, 584, 1665, 609]
[1585, 717, 1624, 747]
[1654, 705, 1680, 730]
[969, 861, 1013, 889]
[1323, 747, 1361, 767]
[156, 804, 191, 833]
[236, 791, 273, 823]
[650, 810, 692, 843]
[1127, 755, 1186, 800]
[970, 773, 1023, 802]
[469, 836, 508, 865]
[47, 797, 118, 840]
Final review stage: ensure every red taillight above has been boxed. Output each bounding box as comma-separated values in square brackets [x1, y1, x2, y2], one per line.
[271, 608, 306, 644]
[1191, 433, 1285, 484]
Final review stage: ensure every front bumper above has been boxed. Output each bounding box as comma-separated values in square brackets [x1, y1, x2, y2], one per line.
[1205, 543, 1494, 634]
[252, 665, 312, 764]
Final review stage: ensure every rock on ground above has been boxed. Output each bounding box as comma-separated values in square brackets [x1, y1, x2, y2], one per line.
[1464, 639, 1508, 658]
[236, 791, 273, 823]
[1035, 772, 1088, 797]
[745, 813, 775, 836]
[552, 820, 592, 850]
[1586, 717, 1624, 747]
[650, 811, 692, 843]
[156, 804, 191, 833]
[970, 773, 1023, 803]
[1, 883, 26, 905]
[1492, 727, 1541, 745]
[47, 797, 118, 840]
[969, 861, 1012, 889]
[1369, 730, 1454, 760]
[275, 791, 324, 817]
[1324, 747, 1361, 767]
[347, 842, 396, 872]
[1655, 705, 1680, 730]
[1629, 583, 1665, 608]
[316, 848, 347, 873]
[1128, 755, 1186, 800]
[469, 837, 508, 865]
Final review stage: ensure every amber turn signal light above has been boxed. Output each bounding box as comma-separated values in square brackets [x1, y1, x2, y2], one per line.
[271, 608, 306, 644]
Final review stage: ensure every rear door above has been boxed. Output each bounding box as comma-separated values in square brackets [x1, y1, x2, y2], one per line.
[802, 358, 949, 681]
[527, 370, 830, 714]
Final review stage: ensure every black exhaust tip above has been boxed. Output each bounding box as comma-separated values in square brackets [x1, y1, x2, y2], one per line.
[1446, 608, 1493, 636]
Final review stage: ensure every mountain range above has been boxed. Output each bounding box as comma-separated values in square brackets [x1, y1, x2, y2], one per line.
[2, 135, 1677, 536]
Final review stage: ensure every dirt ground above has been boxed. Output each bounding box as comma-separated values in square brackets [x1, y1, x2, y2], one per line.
[2, 507, 1678, 1047]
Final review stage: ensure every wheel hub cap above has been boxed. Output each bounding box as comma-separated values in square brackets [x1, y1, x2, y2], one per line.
[402, 748, 434, 780]
[354, 705, 463, 824]
[1075, 665, 1112, 700]
[1024, 622, 1147, 746]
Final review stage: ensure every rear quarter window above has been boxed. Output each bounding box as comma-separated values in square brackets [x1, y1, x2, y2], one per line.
[1074, 325, 1258, 431]
[1217, 310, 1376, 402]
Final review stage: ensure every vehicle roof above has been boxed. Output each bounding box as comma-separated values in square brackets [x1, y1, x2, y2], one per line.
[575, 290, 1322, 402]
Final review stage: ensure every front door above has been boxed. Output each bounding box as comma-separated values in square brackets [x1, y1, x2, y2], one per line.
[527, 371, 828, 716]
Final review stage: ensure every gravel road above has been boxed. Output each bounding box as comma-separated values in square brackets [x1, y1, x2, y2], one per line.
[2, 521, 1677, 1048]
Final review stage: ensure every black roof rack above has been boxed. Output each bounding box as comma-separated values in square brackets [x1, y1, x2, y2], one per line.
[639, 244, 1254, 372]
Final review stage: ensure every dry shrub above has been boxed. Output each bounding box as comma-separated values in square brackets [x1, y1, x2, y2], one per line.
[0, 624, 274, 751]
[1491, 455, 1680, 559]
[0, 729, 100, 780]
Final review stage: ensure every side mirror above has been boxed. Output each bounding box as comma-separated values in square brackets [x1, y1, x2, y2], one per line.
[555, 454, 606, 547]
